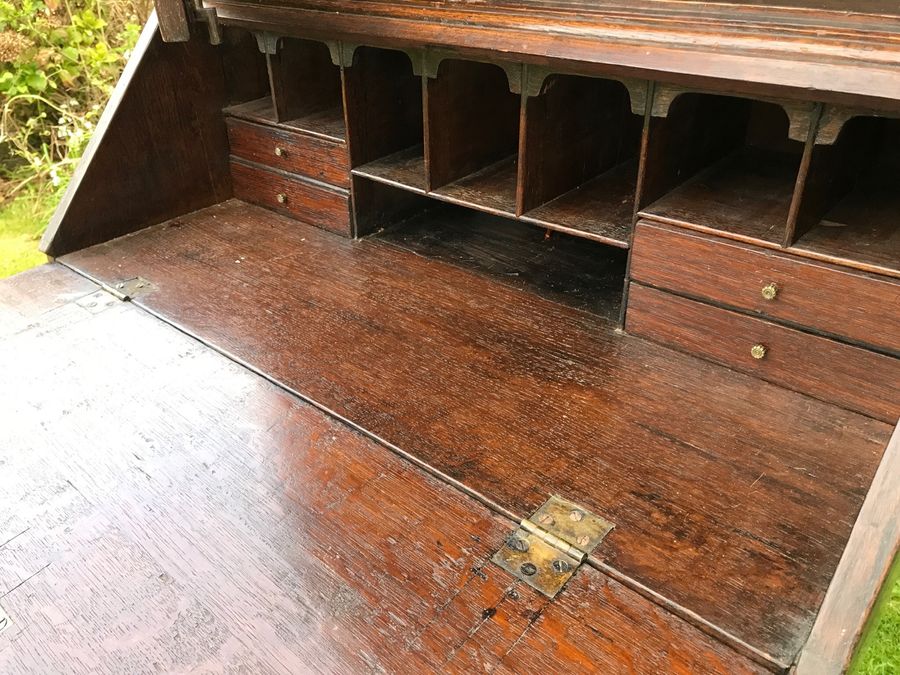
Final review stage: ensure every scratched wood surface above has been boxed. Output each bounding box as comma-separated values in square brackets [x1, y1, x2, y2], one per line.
[0, 264, 765, 674]
[62, 201, 893, 668]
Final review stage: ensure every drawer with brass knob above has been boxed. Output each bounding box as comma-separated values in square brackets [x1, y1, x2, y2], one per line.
[626, 282, 900, 424]
[230, 159, 351, 236]
[631, 221, 900, 354]
[226, 117, 350, 188]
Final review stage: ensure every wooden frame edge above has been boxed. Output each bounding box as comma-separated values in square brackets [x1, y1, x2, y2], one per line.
[40, 13, 160, 255]
[795, 421, 900, 674]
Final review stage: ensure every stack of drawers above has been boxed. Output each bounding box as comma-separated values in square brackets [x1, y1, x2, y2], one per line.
[225, 115, 352, 235]
[626, 222, 900, 423]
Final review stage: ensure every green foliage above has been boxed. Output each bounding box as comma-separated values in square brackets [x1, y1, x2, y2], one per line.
[852, 564, 900, 675]
[0, 183, 53, 277]
[0, 0, 145, 204]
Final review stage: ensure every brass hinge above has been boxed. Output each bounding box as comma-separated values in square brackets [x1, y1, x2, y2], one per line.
[492, 495, 614, 598]
[103, 277, 155, 301]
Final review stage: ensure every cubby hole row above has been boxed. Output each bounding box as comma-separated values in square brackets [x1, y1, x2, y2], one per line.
[218, 30, 899, 280]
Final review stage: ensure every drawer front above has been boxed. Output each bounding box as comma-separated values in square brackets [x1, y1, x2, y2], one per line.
[226, 117, 350, 188]
[630, 221, 900, 354]
[231, 161, 351, 236]
[627, 282, 900, 423]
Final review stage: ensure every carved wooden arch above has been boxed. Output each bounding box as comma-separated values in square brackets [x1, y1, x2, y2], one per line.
[419, 50, 524, 94]
[521, 65, 650, 116]
[651, 83, 819, 144]
[815, 105, 900, 145]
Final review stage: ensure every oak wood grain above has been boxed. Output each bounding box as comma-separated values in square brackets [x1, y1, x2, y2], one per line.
[0, 262, 765, 674]
[62, 201, 893, 667]
[630, 221, 900, 355]
[230, 159, 351, 235]
[626, 282, 900, 424]
[226, 117, 350, 187]
[41, 16, 231, 257]
[202, 0, 900, 110]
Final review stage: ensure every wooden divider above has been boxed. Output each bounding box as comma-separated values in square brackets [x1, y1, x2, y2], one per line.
[638, 90, 813, 246]
[518, 73, 643, 247]
[789, 113, 899, 277]
[425, 59, 521, 215]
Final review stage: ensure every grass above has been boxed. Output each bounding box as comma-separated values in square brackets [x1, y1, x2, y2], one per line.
[0, 188, 56, 278]
[852, 559, 900, 674]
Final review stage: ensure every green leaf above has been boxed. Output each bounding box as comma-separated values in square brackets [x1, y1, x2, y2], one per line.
[25, 70, 47, 91]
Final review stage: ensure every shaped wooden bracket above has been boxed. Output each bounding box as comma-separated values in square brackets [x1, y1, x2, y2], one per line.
[254, 32, 282, 55]
[814, 105, 900, 145]
[651, 83, 818, 143]
[191, 0, 221, 45]
[522, 65, 650, 116]
[326, 41, 358, 68]
[421, 50, 524, 94]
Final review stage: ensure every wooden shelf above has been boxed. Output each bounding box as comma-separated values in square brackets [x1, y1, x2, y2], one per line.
[224, 97, 346, 143]
[641, 147, 798, 245]
[431, 155, 518, 217]
[352, 145, 427, 193]
[793, 185, 900, 278]
[377, 204, 628, 321]
[521, 160, 637, 248]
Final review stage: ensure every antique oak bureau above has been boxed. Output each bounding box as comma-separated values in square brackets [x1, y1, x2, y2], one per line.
[32, 0, 899, 673]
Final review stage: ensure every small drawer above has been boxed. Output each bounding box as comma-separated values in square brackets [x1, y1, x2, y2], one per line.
[231, 160, 352, 236]
[226, 117, 350, 188]
[630, 221, 900, 355]
[626, 283, 899, 423]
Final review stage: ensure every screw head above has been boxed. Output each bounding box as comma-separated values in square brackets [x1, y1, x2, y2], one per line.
[274, 146, 284, 157]
[761, 282, 778, 301]
[576, 535, 591, 547]
[552, 559, 571, 574]
[750, 343, 768, 360]
[569, 509, 584, 522]
[276, 193, 287, 204]
[506, 536, 529, 553]
[520, 562, 537, 577]
[538, 513, 555, 526]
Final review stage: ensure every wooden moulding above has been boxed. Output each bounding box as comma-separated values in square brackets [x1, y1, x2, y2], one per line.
[201, 0, 900, 110]
[795, 423, 900, 675]
[41, 13, 231, 258]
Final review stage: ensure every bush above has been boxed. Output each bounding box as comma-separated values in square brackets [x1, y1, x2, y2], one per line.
[0, 0, 150, 205]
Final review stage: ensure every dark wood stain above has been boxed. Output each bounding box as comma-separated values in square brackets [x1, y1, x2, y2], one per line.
[375, 204, 628, 321]
[226, 117, 350, 187]
[62, 200, 892, 668]
[230, 160, 352, 235]
[425, 59, 521, 191]
[199, 0, 900, 109]
[0, 262, 765, 674]
[40, 20, 231, 257]
[626, 282, 900, 424]
[630, 222, 900, 355]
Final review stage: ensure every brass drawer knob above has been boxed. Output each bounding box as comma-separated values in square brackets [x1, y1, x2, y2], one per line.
[761, 283, 778, 301]
[275, 193, 287, 204]
[274, 146, 285, 157]
[750, 344, 768, 360]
